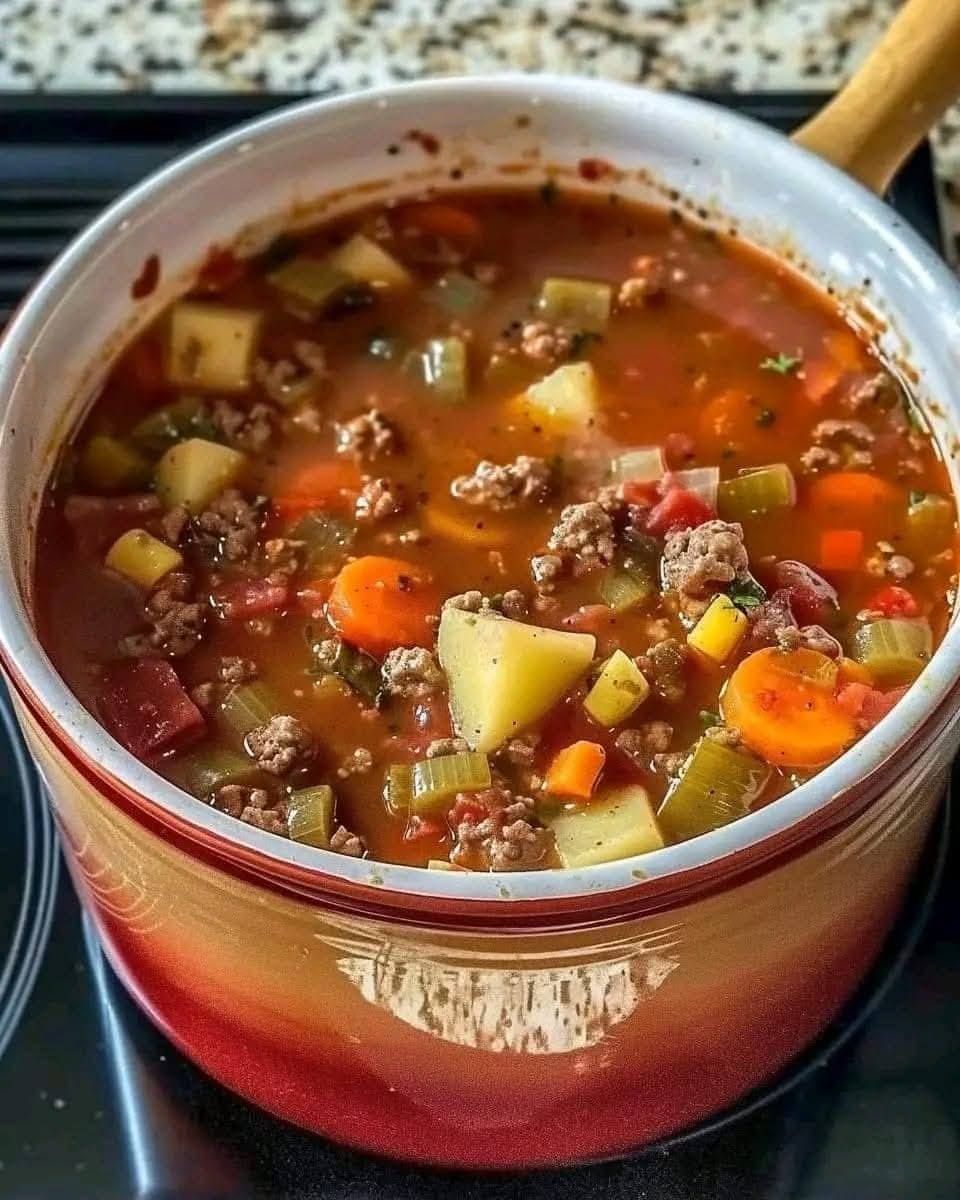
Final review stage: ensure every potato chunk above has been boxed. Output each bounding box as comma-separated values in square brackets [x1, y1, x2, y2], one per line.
[167, 301, 262, 392]
[546, 785, 664, 868]
[154, 437, 246, 512]
[105, 529, 183, 590]
[523, 362, 598, 428]
[326, 234, 413, 291]
[437, 608, 595, 753]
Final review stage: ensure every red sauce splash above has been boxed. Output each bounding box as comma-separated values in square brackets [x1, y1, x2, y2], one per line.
[130, 253, 160, 300]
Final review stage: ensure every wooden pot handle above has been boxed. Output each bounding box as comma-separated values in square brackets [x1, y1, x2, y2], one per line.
[792, 0, 960, 194]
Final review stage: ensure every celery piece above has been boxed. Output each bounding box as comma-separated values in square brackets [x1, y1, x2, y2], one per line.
[416, 337, 469, 403]
[267, 255, 353, 316]
[311, 637, 381, 702]
[153, 437, 246, 512]
[669, 466, 720, 508]
[176, 747, 262, 799]
[105, 528, 184, 590]
[410, 752, 491, 816]
[906, 492, 955, 553]
[427, 270, 490, 316]
[130, 396, 215, 455]
[718, 463, 796, 521]
[385, 763, 413, 814]
[852, 617, 932, 684]
[167, 301, 262, 392]
[584, 650, 649, 727]
[79, 434, 151, 493]
[657, 738, 770, 842]
[537, 277, 612, 332]
[611, 446, 665, 484]
[288, 511, 356, 570]
[547, 784, 664, 867]
[287, 785, 335, 848]
[599, 568, 651, 613]
[326, 234, 412, 291]
[219, 682, 280, 740]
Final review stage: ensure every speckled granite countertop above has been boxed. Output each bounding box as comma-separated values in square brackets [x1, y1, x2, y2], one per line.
[0, 0, 957, 256]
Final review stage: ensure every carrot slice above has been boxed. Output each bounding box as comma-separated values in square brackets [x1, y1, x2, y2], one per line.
[721, 647, 857, 769]
[327, 556, 439, 657]
[273, 460, 361, 520]
[545, 741, 606, 800]
[394, 202, 482, 247]
[818, 528, 864, 571]
[806, 471, 899, 522]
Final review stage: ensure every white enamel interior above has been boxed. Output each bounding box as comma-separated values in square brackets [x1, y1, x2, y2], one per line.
[1, 76, 960, 903]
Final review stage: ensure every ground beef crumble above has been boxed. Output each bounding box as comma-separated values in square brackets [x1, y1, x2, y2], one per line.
[518, 320, 573, 364]
[426, 736, 469, 759]
[617, 255, 665, 306]
[211, 400, 275, 454]
[355, 477, 404, 521]
[775, 624, 842, 657]
[637, 639, 688, 703]
[530, 553, 565, 590]
[262, 537, 303, 578]
[337, 747, 374, 778]
[547, 502, 616, 567]
[194, 489, 263, 564]
[246, 715, 314, 776]
[799, 445, 841, 474]
[450, 455, 551, 510]
[380, 647, 444, 699]
[443, 588, 528, 619]
[329, 825, 366, 857]
[615, 722, 674, 767]
[661, 520, 748, 614]
[451, 788, 553, 872]
[212, 784, 270, 819]
[703, 724, 743, 748]
[119, 571, 205, 659]
[220, 655, 258, 684]
[335, 408, 397, 460]
[843, 371, 899, 413]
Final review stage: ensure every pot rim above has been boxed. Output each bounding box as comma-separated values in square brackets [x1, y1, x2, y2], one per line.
[1, 74, 958, 909]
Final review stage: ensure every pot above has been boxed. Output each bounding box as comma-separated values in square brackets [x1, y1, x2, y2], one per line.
[1, 1, 959, 1168]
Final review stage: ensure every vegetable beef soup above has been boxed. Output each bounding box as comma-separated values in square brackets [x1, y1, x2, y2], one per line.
[33, 190, 957, 872]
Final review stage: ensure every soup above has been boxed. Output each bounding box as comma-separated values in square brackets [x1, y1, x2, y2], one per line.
[33, 189, 956, 872]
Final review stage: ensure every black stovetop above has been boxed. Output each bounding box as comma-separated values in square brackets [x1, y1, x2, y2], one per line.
[0, 92, 957, 1200]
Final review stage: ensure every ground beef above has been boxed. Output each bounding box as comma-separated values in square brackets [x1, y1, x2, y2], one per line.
[380, 647, 444, 699]
[212, 399, 275, 454]
[615, 722, 674, 767]
[443, 589, 484, 612]
[337, 748, 374, 778]
[843, 371, 899, 413]
[355, 477, 404, 521]
[190, 681, 216, 710]
[159, 505, 190, 546]
[212, 784, 271, 819]
[799, 445, 841, 474]
[246, 715, 314, 776]
[518, 320, 573, 364]
[240, 801, 288, 836]
[703, 724, 742, 748]
[119, 572, 205, 658]
[329, 825, 366, 857]
[219, 655, 258, 684]
[638, 639, 688, 704]
[886, 553, 915, 581]
[661, 520, 748, 608]
[194, 489, 263, 564]
[488, 820, 553, 871]
[652, 750, 687, 778]
[452, 789, 552, 872]
[426, 736, 469, 759]
[498, 589, 528, 620]
[866, 543, 916, 581]
[744, 590, 798, 653]
[442, 589, 527, 620]
[499, 733, 540, 767]
[547, 502, 616, 566]
[530, 553, 565, 590]
[775, 624, 842, 657]
[292, 339, 328, 378]
[335, 408, 397, 460]
[450, 455, 551, 510]
[254, 357, 315, 407]
[262, 537, 303, 578]
[812, 419, 875, 448]
[617, 255, 665, 306]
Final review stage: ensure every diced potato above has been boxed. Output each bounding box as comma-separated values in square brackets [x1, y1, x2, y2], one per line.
[105, 528, 184, 590]
[537, 277, 612, 332]
[687, 594, 748, 664]
[79, 434, 150, 493]
[584, 650, 649, 727]
[438, 608, 595, 753]
[268, 255, 353, 315]
[546, 785, 664, 868]
[154, 437, 246, 512]
[522, 362, 599, 428]
[167, 301, 262, 392]
[327, 234, 413, 291]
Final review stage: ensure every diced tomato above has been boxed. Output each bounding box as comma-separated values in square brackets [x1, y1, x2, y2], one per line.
[865, 585, 920, 618]
[403, 815, 446, 842]
[621, 479, 660, 507]
[449, 795, 488, 828]
[213, 578, 289, 620]
[836, 682, 910, 730]
[770, 560, 839, 625]
[645, 486, 714, 536]
[97, 659, 205, 759]
[64, 493, 162, 554]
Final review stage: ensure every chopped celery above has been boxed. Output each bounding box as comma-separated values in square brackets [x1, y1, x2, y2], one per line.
[385, 764, 413, 814]
[130, 396, 215, 455]
[176, 747, 261, 799]
[311, 637, 381, 702]
[523, 362, 598, 427]
[406, 752, 491, 816]
[167, 301, 262, 392]
[79, 434, 151, 493]
[427, 270, 490, 315]
[906, 492, 955, 553]
[687, 594, 748, 665]
[416, 337, 469, 403]
[600, 545, 658, 612]
[546, 784, 664, 868]
[288, 511, 356, 570]
[287, 785, 335, 848]
[718, 463, 796, 520]
[611, 446, 665, 484]
[658, 738, 770, 842]
[105, 529, 183, 590]
[219, 682, 280, 739]
[584, 651, 649, 727]
[267, 255, 353, 316]
[537, 277, 612, 332]
[326, 234, 413, 291]
[153, 437, 246, 512]
[852, 617, 932, 684]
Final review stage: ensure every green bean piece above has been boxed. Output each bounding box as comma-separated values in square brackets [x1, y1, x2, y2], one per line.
[312, 637, 381, 702]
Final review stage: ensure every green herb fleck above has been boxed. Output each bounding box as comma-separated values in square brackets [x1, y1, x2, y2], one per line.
[728, 576, 767, 611]
[755, 407, 776, 427]
[698, 710, 722, 729]
[539, 179, 559, 205]
[760, 352, 802, 375]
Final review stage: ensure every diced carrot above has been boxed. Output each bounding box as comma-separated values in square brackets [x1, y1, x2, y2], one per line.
[424, 505, 508, 547]
[721, 647, 857, 769]
[394, 201, 483, 247]
[818, 528, 863, 571]
[545, 741, 606, 800]
[327, 555, 439, 657]
[272, 460, 361, 520]
[806, 471, 899, 522]
[837, 656, 873, 687]
[699, 388, 753, 441]
[801, 358, 842, 404]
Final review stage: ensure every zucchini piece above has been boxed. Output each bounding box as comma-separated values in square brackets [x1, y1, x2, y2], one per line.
[584, 650, 649, 727]
[427, 270, 489, 315]
[657, 737, 770, 842]
[130, 396, 215, 455]
[153, 437, 246, 512]
[288, 511, 356, 570]
[718, 463, 796, 520]
[311, 637, 381, 702]
[219, 681, 281, 740]
[523, 361, 598, 427]
[546, 784, 664, 868]
[167, 301, 262, 392]
[438, 607, 595, 752]
[611, 446, 665, 484]
[906, 492, 955, 553]
[267, 255, 353, 316]
[105, 529, 184, 590]
[287, 785, 335, 848]
[851, 617, 932, 684]
[326, 234, 413, 291]
[79, 434, 151, 493]
[687, 594, 749, 665]
[409, 752, 491, 816]
[176, 747, 262, 799]
[416, 337, 469, 403]
[537, 277, 612, 332]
